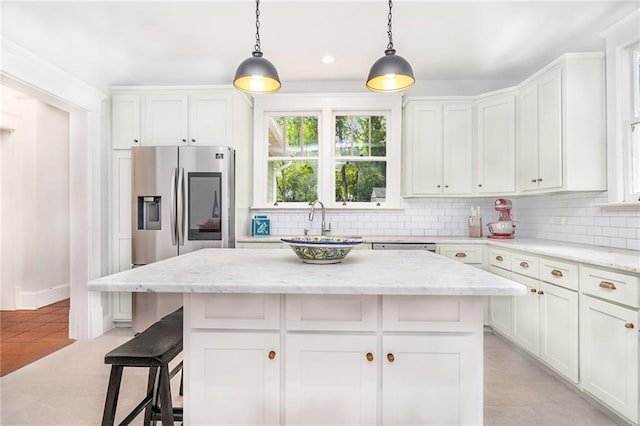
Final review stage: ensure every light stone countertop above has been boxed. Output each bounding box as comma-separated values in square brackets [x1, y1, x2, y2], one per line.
[239, 236, 640, 273]
[88, 248, 526, 296]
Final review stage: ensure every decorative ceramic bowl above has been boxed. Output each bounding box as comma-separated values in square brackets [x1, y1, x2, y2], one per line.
[281, 236, 364, 264]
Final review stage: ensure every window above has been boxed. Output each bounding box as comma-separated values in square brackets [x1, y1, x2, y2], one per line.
[625, 43, 640, 201]
[253, 95, 402, 208]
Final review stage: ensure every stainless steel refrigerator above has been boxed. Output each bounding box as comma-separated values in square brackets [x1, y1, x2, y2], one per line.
[131, 145, 235, 331]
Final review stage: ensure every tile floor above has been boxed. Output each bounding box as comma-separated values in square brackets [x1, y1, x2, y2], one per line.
[0, 329, 628, 425]
[0, 299, 74, 376]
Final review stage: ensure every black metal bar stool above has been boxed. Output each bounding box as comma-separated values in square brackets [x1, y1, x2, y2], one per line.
[102, 307, 183, 426]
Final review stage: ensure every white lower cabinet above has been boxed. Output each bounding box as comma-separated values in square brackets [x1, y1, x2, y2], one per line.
[188, 332, 281, 426]
[382, 334, 482, 426]
[580, 294, 639, 423]
[488, 265, 513, 337]
[539, 282, 578, 382]
[285, 334, 377, 425]
[511, 273, 540, 356]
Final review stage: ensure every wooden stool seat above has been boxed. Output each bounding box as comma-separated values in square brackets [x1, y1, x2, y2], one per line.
[102, 308, 183, 426]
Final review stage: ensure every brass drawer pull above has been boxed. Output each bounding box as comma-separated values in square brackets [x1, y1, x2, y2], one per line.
[366, 352, 374, 362]
[625, 323, 635, 329]
[599, 281, 617, 290]
[551, 269, 563, 277]
[530, 288, 537, 293]
[496, 255, 504, 262]
[520, 261, 529, 268]
[538, 290, 544, 295]
[387, 353, 395, 363]
[268, 350, 276, 360]
[455, 253, 467, 258]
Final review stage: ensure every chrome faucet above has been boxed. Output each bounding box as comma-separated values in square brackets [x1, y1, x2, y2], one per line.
[308, 200, 331, 236]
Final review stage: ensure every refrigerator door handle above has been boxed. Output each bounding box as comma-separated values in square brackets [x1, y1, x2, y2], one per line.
[177, 167, 185, 246]
[170, 167, 177, 246]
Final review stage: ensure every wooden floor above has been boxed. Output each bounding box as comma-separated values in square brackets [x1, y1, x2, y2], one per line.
[0, 299, 74, 377]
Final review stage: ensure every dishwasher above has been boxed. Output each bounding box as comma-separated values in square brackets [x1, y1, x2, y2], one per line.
[371, 242, 436, 252]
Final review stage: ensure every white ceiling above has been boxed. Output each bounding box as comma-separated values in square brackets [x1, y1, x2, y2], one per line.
[1, 1, 638, 94]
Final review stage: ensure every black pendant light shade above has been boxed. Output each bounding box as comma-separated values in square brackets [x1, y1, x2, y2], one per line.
[366, 48, 415, 92]
[366, 0, 415, 92]
[233, 0, 281, 94]
[233, 51, 281, 94]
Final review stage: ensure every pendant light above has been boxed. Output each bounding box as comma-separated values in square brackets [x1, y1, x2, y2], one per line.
[233, 0, 281, 94]
[366, 0, 415, 93]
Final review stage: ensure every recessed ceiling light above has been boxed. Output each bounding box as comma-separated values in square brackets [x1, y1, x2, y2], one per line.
[321, 55, 335, 64]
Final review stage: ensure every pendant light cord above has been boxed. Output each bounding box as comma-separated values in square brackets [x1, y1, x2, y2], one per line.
[386, 0, 394, 50]
[254, 0, 261, 52]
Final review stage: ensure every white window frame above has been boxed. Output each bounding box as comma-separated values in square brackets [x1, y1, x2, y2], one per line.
[252, 94, 402, 209]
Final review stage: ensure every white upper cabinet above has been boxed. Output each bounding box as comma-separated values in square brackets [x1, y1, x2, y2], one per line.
[111, 95, 141, 149]
[188, 92, 233, 146]
[111, 87, 250, 149]
[476, 93, 516, 194]
[403, 101, 473, 196]
[517, 54, 605, 193]
[145, 94, 189, 146]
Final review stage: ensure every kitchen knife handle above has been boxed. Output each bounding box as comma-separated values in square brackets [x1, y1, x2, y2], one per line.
[177, 167, 185, 245]
[170, 168, 177, 246]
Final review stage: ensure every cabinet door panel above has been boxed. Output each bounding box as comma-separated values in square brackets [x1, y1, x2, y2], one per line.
[187, 332, 280, 426]
[511, 273, 540, 356]
[488, 266, 512, 337]
[540, 283, 578, 382]
[112, 95, 140, 149]
[580, 295, 638, 422]
[189, 93, 231, 146]
[145, 94, 188, 146]
[518, 82, 539, 191]
[286, 334, 377, 426]
[476, 95, 516, 193]
[383, 334, 482, 426]
[443, 104, 473, 194]
[406, 104, 443, 195]
[537, 66, 563, 190]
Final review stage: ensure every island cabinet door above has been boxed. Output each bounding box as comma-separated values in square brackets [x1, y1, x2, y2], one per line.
[187, 332, 280, 426]
[382, 334, 483, 426]
[511, 273, 540, 357]
[285, 334, 378, 425]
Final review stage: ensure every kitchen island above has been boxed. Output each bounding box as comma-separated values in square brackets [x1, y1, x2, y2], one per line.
[89, 248, 525, 425]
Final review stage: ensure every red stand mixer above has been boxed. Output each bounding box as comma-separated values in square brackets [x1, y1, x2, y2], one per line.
[487, 198, 516, 239]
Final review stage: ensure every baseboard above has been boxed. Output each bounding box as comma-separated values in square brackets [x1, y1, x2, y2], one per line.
[15, 283, 70, 310]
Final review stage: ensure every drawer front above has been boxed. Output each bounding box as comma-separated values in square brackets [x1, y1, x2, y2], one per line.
[539, 257, 578, 291]
[383, 295, 483, 332]
[286, 295, 377, 331]
[438, 245, 484, 264]
[489, 248, 511, 269]
[511, 252, 539, 279]
[188, 294, 281, 330]
[488, 265, 511, 279]
[581, 265, 640, 308]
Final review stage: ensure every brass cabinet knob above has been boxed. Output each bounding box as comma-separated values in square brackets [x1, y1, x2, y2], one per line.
[455, 253, 467, 258]
[387, 353, 395, 363]
[551, 269, 563, 277]
[520, 261, 529, 268]
[445, 185, 449, 188]
[599, 281, 617, 290]
[496, 255, 504, 262]
[625, 323, 635, 329]
[268, 350, 276, 360]
[478, 184, 483, 187]
[530, 288, 537, 293]
[531, 178, 537, 183]
[182, 139, 187, 143]
[133, 139, 139, 143]
[366, 352, 374, 362]
[437, 185, 441, 188]
[191, 138, 196, 143]
[538, 290, 544, 295]
[538, 178, 543, 182]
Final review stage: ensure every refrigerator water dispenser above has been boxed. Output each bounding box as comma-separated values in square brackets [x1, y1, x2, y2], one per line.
[138, 196, 161, 230]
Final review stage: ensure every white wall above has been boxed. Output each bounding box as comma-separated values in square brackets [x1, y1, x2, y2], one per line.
[0, 86, 70, 309]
